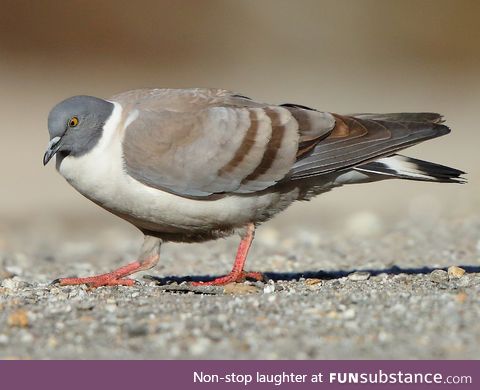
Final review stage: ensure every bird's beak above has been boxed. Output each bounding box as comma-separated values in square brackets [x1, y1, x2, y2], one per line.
[43, 136, 62, 166]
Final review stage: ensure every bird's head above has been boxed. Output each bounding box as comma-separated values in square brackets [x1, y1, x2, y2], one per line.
[44, 95, 114, 165]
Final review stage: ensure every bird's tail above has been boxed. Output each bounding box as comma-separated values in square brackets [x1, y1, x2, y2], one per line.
[355, 154, 466, 183]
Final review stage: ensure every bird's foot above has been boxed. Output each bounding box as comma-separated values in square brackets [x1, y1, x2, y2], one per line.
[51, 262, 141, 288]
[191, 271, 265, 286]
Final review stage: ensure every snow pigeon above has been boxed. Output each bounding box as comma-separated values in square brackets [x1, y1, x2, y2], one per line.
[44, 88, 465, 287]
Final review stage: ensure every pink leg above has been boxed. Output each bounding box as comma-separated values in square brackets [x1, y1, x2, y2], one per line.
[55, 261, 144, 287]
[53, 236, 162, 288]
[192, 223, 264, 286]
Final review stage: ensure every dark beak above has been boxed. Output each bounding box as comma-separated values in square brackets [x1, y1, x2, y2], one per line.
[43, 136, 62, 166]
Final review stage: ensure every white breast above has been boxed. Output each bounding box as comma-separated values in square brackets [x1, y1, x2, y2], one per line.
[57, 103, 282, 233]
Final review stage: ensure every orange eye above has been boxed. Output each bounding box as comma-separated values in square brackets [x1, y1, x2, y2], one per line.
[68, 116, 79, 127]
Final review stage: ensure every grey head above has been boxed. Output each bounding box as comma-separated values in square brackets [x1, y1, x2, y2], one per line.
[44, 95, 114, 165]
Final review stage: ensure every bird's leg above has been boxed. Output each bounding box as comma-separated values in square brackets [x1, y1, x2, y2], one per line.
[192, 223, 264, 286]
[53, 236, 162, 288]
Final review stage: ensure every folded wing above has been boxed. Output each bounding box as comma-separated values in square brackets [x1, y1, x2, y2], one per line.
[118, 89, 335, 196]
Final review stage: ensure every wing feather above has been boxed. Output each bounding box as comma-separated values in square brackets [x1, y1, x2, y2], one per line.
[118, 90, 307, 196]
[116, 89, 451, 196]
[289, 113, 450, 179]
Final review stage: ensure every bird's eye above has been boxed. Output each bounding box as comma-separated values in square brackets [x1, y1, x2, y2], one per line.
[68, 116, 79, 127]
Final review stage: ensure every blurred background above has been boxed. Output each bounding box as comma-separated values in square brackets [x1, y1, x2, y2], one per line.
[0, 0, 478, 241]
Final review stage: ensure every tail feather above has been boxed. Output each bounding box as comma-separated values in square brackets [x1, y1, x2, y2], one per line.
[353, 112, 444, 124]
[290, 112, 452, 180]
[355, 154, 466, 183]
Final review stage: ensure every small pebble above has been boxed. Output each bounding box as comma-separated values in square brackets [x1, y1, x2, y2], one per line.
[104, 304, 117, 313]
[305, 278, 322, 285]
[455, 292, 468, 303]
[348, 271, 371, 281]
[263, 281, 275, 294]
[455, 276, 471, 287]
[448, 266, 465, 279]
[20, 331, 34, 343]
[223, 283, 258, 295]
[0, 334, 9, 345]
[378, 331, 391, 343]
[47, 336, 58, 349]
[429, 269, 448, 283]
[1, 277, 30, 290]
[7, 310, 29, 328]
[342, 308, 356, 320]
[0, 268, 15, 279]
[189, 337, 211, 355]
[126, 324, 149, 337]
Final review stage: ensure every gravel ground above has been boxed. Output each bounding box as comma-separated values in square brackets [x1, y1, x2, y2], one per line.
[0, 214, 479, 359]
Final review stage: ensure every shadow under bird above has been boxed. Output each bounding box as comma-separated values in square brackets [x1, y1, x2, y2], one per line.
[44, 88, 466, 287]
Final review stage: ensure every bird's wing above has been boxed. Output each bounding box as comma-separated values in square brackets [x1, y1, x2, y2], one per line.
[289, 113, 450, 179]
[116, 89, 335, 196]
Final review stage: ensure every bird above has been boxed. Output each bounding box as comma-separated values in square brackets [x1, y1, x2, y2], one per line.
[44, 88, 465, 287]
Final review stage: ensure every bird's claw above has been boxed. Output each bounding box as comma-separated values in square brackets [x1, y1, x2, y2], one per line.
[191, 271, 265, 286]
